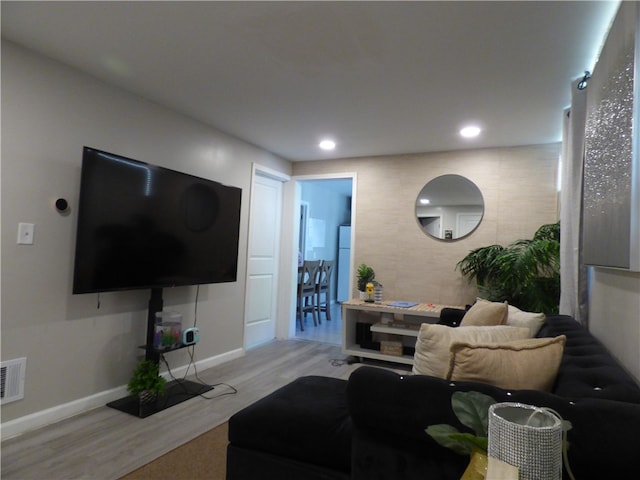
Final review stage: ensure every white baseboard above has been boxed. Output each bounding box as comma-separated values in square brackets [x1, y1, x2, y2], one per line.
[0, 347, 245, 440]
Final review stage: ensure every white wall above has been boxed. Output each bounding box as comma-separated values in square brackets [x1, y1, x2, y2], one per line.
[589, 268, 640, 382]
[1, 41, 291, 429]
[301, 181, 351, 262]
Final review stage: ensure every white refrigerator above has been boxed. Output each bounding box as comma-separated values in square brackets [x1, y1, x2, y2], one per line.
[337, 226, 351, 302]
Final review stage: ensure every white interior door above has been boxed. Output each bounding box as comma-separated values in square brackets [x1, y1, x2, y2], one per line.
[245, 172, 283, 348]
[457, 213, 482, 237]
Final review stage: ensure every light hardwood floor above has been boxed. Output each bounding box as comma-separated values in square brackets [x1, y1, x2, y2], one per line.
[295, 301, 342, 345]
[1, 337, 408, 480]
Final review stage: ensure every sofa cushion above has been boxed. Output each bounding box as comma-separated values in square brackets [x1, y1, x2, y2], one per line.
[459, 299, 508, 326]
[228, 376, 352, 473]
[413, 324, 530, 378]
[506, 305, 545, 337]
[447, 335, 566, 391]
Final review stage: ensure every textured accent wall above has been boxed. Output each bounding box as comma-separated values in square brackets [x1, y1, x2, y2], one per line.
[293, 144, 560, 306]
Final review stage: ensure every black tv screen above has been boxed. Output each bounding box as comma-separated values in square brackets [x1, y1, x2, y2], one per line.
[73, 147, 242, 294]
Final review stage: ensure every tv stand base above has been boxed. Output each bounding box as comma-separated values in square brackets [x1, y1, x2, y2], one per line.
[107, 379, 213, 418]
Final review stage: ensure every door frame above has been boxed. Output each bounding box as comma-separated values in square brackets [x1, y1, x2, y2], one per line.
[279, 172, 357, 339]
[245, 163, 290, 349]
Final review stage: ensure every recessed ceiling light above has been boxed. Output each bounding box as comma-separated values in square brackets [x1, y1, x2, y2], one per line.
[319, 139, 336, 151]
[460, 126, 482, 138]
[419, 198, 430, 205]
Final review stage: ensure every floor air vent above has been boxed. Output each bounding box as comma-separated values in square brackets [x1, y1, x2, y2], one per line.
[1, 357, 26, 404]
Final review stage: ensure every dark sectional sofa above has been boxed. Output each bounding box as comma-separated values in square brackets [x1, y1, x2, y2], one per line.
[227, 313, 640, 479]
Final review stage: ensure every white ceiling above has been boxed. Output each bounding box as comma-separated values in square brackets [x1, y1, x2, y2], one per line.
[1, 1, 619, 162]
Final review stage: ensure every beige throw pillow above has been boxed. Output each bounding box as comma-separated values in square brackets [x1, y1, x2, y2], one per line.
[460, 299, 508, 327]
[506, 305, 546, 337]
[447, 335, 567, 391]
[412, 324, 530, 378]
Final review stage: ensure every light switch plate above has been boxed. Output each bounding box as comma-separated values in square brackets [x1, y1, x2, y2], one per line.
[17, 223, 35, 245]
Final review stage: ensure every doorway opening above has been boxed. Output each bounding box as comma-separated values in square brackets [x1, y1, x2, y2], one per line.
[294, 176, 354, 345]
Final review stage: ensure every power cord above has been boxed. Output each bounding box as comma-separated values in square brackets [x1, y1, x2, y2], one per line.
[160, 353, 238, 400]
[157, 285, 238, 400]
[330, 358, 348, 366]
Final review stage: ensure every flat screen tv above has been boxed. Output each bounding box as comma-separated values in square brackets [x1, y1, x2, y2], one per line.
[73, 147, 242, 294]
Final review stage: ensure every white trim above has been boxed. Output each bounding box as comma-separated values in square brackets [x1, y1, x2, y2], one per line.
[280, 179, 301, 339]
[251, 163, 290, 183]
[0, 348, 244, 440]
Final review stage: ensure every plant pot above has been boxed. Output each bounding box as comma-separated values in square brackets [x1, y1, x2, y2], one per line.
[359, 290, 368, 301]
[460, 448, 488, 480]
[138, 390, 157, 405]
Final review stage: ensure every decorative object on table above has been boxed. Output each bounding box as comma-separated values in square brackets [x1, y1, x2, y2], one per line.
[364, 282, 375, 302]
[488, 402, 572, 480]
[426, 391, 497, 480]
[374, 283, 383, 303]
[462, 448, 489, 480]
[387, 300, 419, 308]
[127, 359, 166, 406]
[380, 312, 393, 324]
[380, 339, 403, 356]
[356, 263, 375, 300]
[456, 221, 560, 314]
[154, 311, 182, 350]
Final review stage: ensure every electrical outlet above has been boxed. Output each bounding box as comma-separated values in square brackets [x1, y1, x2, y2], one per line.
[17, 223, 35, 245]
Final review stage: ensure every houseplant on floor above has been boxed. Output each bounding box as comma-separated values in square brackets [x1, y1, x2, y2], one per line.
[127, 359, 166, 406]
[456, 222, 560, 314]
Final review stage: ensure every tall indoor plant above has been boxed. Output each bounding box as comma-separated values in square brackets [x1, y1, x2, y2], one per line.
[456, 222, 560, 314]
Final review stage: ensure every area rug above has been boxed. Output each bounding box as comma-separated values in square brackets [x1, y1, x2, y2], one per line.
[119, 422, 228, 480]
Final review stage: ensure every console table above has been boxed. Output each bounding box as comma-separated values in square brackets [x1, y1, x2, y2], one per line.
[342, 299, 461, 365]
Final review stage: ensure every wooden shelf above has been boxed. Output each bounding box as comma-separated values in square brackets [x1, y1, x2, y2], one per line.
[342, 299, 461, 365]
[370, 322, 420, 337]
[343, 344, 415, 365]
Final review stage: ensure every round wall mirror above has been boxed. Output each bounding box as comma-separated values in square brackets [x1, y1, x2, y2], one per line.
[415, 174, 484, 240]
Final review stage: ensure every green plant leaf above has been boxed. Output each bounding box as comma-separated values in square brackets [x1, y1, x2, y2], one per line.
[425, 424, 471, 455]
[448, 432, 488, 453]
[127, 359, 166, 396]
[456, 221, 560, 313]
[356, 263, 375, 290]
[451, 391, 496, 437]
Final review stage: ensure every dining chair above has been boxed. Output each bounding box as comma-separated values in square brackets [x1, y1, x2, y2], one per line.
[315, 260, 335, 322]
[297, 260, 320, 331]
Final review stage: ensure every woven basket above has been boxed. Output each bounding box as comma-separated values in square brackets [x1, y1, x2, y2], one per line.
[488, 402, 563, 480]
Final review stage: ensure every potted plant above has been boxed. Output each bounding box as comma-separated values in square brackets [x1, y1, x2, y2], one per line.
[127, 359, 166, 405]
[356, 263, 376, 300]
[456, 222, 560, 314]
[426, 391, 497, 479]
